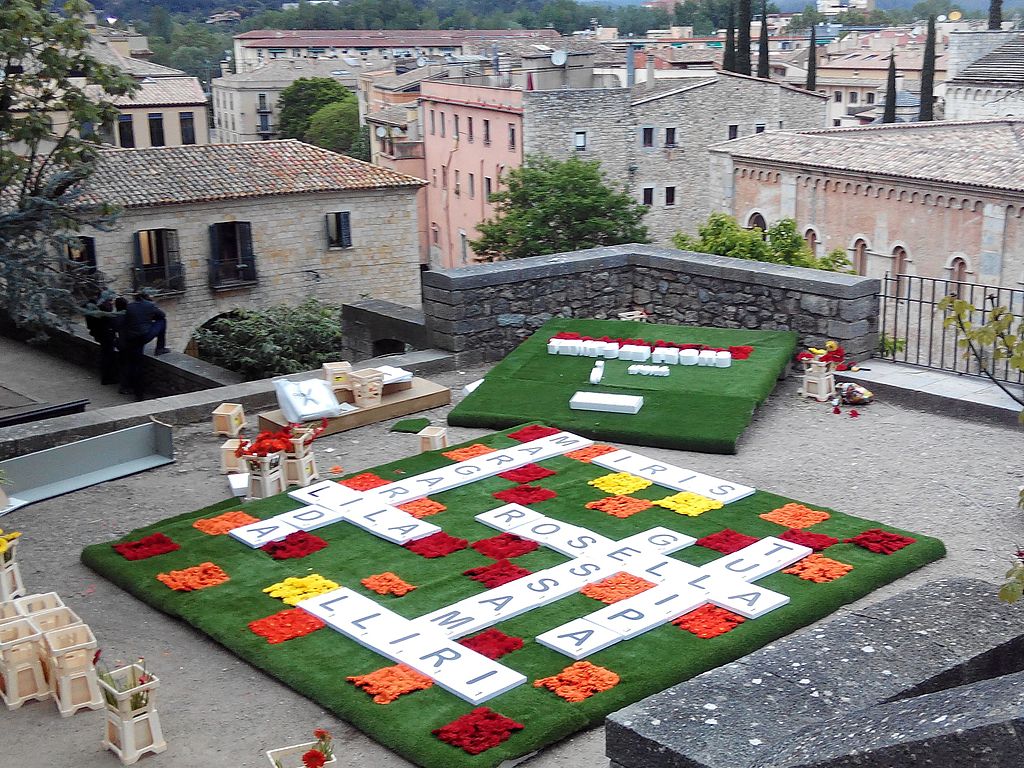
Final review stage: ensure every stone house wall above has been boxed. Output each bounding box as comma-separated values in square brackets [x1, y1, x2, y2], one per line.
[85, 188, 422, 351]
[421, 244, 879, 366]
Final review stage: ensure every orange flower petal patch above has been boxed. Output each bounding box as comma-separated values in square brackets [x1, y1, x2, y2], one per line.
[192, 510, 259, 535]
[533, 661, 620, 703]
[347, 664, 434, 704]
[760, 503, 830, 529]
[585, 495, 653, 519]
[442, 444, 496, 461]
[156, 562, 229, 591]
[339, 473, 390, 491]
[248, 608, 326, 644]
[397, 498, 447, 519]
[565, 444, 618, 463]
[361, 572, 417, 596]
[581, 572, 656, 604]
[673, 605, 745, 639]
[783, 553, 853, 583]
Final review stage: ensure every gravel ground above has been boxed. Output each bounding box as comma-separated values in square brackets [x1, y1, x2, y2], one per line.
[2, 366, 1022, 768]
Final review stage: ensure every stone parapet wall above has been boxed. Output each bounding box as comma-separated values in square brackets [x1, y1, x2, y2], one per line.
[421, 244, 879, 365]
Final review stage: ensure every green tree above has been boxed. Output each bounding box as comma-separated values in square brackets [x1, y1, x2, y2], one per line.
[787, 4, 825, 30]
[471, 156, 650, 262]
[673, 213, 852, 272]
[724, 4, 737, 73]
[193, 299, 346, 380]
[882, 53, 897, 124]
[1, 0, 137, 334]
[989, 0, 1002, 29]
[149, 5, 173, 43]
[919, 16, 936, 121]
[756, 0, 769, 79]
[806, 25, 817, 91]
[736, 0, 752, 75]
[305, 100, 360, 156]
[277, 78, 354, 142]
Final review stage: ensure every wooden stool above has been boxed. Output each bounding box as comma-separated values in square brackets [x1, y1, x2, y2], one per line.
[14, 592, 64, 616]
[211, 403, 247, 438]
[99, 664, 167, 765]
[798, 360, 837, 403]
[350, 369, 385, 408]
[417, 426, 449, 453]
[322, 361, 352, 389]
[0, 618, 50, 709]
[285, 453, 319, 487]
[0, 539, 25, 602]
[244, 453, 286, 499]
[220, 439, 244, 474]
[43, 624, 103, 716]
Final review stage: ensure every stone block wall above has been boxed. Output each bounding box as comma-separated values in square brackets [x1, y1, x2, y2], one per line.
[341, 299, 430, 362]
[86, 187, 422, 351]
[421, 244, 879, 366]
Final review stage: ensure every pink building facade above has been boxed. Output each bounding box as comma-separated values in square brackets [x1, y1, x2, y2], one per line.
[420, 81, 524, 268]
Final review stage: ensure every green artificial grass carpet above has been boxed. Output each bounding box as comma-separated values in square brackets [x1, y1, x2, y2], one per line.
[447, 319, 799, 454]
[82, 427, 944, 768]
[391, 417, 432, 434]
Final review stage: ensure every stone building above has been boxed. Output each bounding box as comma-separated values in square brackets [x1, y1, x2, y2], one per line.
[75, 141, 425, 350]
[945, 32, 1024, 121]
[104, 77, 210, 148]
[211, 59, 362, 143]
[419, 67, 826, 267]
[708, 120, 1024, 288]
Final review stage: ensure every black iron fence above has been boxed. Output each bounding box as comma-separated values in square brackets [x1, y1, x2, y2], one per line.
[879, 273, 1024, 386]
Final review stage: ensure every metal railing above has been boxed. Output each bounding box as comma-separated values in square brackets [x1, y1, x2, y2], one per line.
[879, 273, 1024, 386]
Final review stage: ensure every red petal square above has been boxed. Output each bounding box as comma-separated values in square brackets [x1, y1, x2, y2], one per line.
[463, 559, 531, 588]
[498, 464, 556, 483]
[507, 425, 561, 442]
[458, 629, 524, 660]
[432, 707, 524, 755]
[248, 608, 325, 644]
[113, 533, 180, 561]
[471, 533, 539, 560]
[339, 473, 390, 490]
[845, 529, 916, 554]
[493, 485, 557, 505]
[260, 531, 328, 560]
[696, 529, 759, 554]
[779, 528, 840, 552]
[403, 531, 469, 558]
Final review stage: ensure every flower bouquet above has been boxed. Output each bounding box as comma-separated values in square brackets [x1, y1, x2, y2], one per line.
[795, 339, 854, 372]
[267, 728, 336, 768]
[94, 652, 159, 716]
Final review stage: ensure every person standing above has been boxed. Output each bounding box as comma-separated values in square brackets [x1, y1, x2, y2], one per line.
[120, 291, 168, 400]
[82, 289, 121, 384]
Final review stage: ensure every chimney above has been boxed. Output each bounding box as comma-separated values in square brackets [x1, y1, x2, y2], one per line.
[626, 43, 637, 87]
[645, 53, 655, 89]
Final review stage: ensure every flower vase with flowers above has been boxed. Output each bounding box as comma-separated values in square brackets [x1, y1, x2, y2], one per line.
[95, 652, 167, 764]
[237, 419, 328, 472]
[266, 728, 336, 768]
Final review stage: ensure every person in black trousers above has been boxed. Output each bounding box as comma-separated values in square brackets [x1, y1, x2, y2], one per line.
[119, 291, 169, 400]
[83, 289, 121, 385]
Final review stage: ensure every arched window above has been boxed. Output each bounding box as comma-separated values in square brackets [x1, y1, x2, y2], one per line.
[747, 212, 767, 231]
[891, 246, 909, 296]
[950, 257, 968, 284]
[804, 228, 818, 256]
[852, 239, 868, 276]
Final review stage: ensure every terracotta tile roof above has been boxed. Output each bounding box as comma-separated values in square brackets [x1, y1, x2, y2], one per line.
[711, 119, 1024, 193]
[365, 104, 415, 128]
[235, 29, 560, 47]
[110, 76, 206, 107]
[213, 59, 362, 86]
[86, 38, 187, 78]
[948, 34, 1024, 87]
[83, 140, 425, 209]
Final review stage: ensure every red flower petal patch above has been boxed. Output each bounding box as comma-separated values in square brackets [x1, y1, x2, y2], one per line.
[498, 463, 556, 483]
[696, 529, 759, 554]
[432, 707, 524, 755]
[471, 533, 539, 560]
[458, 629, 524, 660]
[339, 473, 390, 491]
[403, 531, 469, 558]
[248, 608, 325, 644]
[493, 485, 557, 505]
[113, 533, 180, 561]
[463, 559, 531, 588]
[507, 425, 561, 442]
[779, 528, 839, 552]
[260, 531, 328, 560]
[845, 529, 916, 554]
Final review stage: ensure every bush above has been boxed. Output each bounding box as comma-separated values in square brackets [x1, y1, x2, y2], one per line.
[192, 299, 345, 380]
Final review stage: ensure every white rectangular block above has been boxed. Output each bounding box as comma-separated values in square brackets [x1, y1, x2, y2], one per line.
[569, 392, 644, 415]
[584, 584, 708, 639]
[716, 351, 732, 368]
[228, 516, 301, 548]
[276, 504, 349, 532]
[344, 501, 441, 543]
[590, 449, 755, 504]
[680, 349, 699, 365]
[599, 342, 620, 359]
[475, 503, 546, 532]
[288, 480, 362, 509]
[535, 618, 622, 660]
[393, 637, 527, 704]
[413, 602, 497, 639]
[698, 350, 716, 366]
[701, 536, 812, 582]
[547, 340, 563, 355]
[613, 526, 698, 556]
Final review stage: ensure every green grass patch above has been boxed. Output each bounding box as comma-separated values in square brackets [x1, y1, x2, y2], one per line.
[82, 428, 943, 768]
[391, 417, 432, 433]
[447, 319, 798, 454]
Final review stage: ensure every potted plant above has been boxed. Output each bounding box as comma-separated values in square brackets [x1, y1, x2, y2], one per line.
[95, 652, 167, 763]
[266, 728, 336, 768]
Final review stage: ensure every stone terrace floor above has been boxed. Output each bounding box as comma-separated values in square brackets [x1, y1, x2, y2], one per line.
[2, 364, 1023, 767]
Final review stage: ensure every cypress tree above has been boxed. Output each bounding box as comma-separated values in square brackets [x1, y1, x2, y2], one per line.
[883, 53, 897, 123]
[989, 0, 1002, 30]
[757, 0, 770, 78]
[724, 5, 737, 73]
[737, 0, 752, 75]
[918, 15, 936, 121]
[806, 25, 817, 91]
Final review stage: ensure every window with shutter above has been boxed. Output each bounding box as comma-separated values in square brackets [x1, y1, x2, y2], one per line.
[326, 212, 352, 248]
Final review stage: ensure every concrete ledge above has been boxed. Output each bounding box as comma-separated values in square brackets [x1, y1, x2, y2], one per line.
[0, 349, 455, 460]
[421, 246, 635, 290]
[606, 578, 1024, 768]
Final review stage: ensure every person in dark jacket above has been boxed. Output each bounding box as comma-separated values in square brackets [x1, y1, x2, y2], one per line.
[82, 289, 121, 384]
[119, 291, 169, 400]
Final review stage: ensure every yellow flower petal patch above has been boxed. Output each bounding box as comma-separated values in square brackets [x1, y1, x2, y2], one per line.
[652, 492, 723, 517]
[588, 473, 652, 496]
[263, 574, 339, 606]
